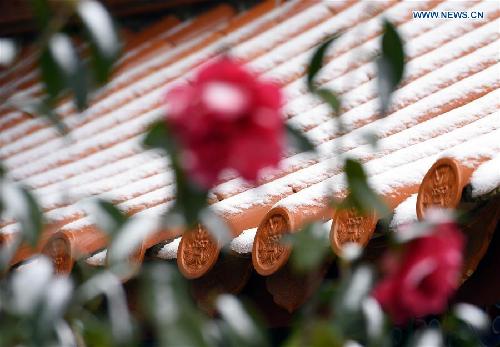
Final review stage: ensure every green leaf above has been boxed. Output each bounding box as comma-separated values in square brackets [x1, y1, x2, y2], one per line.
[0, 163, 4, 220]
[39, 33, 89, 111]
[140, 264, 212, 347]
[143, 120, 175, 153]
[362, 132, 379, 149]
[306, 35, 343, 120]
[1, 182, 44, 246]
[40, 47, 65, 102]
[286, 321, 343, 347]
[144, 120, 208, 226]
[78, 271, 134, 344]
[18, 186, 44, 246]
[335, 265, 374, 314]
[381, 20, 405, 85]
[173, 161, 209, 227]
[377, 20, 405, 115]
[307, 34, 340, 91]
[285, 124, 316, 153]
[90, 199, 128, 237]
[87, 43, 116, 85]
[290, 222, 330, 273]
[0, 38, 18, 66]
[10, 97, 68, 135]
[29, 0, 51, 29]
[68, 58, 89, 112]
[39, 102, 69, 136]
[341, 158, 389, 218]
[327, 265, 379, 344]
[452, 304, 489, 331]
[316, 88, 341, 116]
[49, 33, 88, 111]
[408, 328, 443, 347]
[78, 317, 115, 347]
[442, 312, 485, 347]
[200, 209, 232, 245]
[77, 0, 120, 84]
[216, 295, 270, 347]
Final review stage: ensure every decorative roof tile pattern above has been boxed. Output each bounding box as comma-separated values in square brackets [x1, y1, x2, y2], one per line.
[1, 0, 499, 291]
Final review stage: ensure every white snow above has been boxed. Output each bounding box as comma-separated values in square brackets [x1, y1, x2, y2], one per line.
[155, 237, 181, 259]
[1, 0, 499, 259]
[10, 255, 53, 314]
[213, 82, 500, 201]
[229, 228, 257, 254]
[470, 155, 500, 197]
[233, 3, 332, 60]
[85, 249, 107, 266]
[274, 118, 500, 214]
[390, 194, 418, 229]
[0, 1, 327, 159]
[285, 21, 499, 122]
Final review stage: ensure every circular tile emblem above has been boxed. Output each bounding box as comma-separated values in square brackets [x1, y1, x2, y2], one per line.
[42, 236, 73, 274]
[177, 225, 219, 279]
[330, 209, 377, 256]
[252, 211, 292, 276]
[416, 158, 462, 220]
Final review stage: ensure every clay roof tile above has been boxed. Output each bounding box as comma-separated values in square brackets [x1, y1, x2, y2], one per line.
[1, 0, 499, 299]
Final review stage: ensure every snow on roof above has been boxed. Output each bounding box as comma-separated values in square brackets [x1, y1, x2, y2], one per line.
[1, 0, 499, 279]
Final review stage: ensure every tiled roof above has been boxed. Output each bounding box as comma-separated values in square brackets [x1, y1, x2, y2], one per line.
[1, 0, 499, 291]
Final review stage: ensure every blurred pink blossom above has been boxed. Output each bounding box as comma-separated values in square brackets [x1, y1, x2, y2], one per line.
[165, 56, 284, 188]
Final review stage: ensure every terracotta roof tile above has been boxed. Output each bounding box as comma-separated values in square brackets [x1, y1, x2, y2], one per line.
[124, 15, 180, 51]
[1, 0, 499, 287]
[220, 0, 279, 36]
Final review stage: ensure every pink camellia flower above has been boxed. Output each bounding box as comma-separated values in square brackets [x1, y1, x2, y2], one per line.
[373, 223, 464, 324]
[165, 56, 284, 189]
